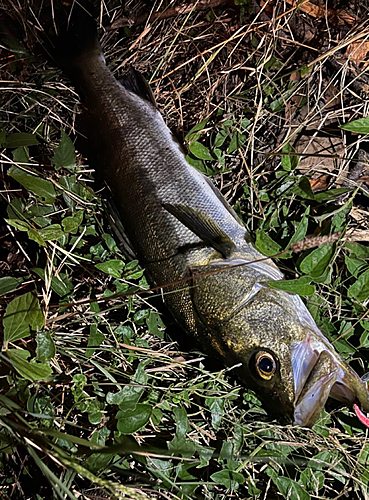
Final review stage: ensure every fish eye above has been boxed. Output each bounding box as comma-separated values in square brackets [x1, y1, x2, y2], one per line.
[255, 351, 276, 380]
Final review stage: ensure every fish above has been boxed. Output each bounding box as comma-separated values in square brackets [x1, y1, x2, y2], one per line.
[51, 3, 369, 427]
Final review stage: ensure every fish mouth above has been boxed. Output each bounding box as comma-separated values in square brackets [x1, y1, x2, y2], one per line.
[292, 336, 369, 427]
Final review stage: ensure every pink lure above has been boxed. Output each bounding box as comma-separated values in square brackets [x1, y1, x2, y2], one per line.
[354, 404, 369, 427]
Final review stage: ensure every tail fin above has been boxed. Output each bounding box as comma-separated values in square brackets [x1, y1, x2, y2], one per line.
[44, 1, 101, 74]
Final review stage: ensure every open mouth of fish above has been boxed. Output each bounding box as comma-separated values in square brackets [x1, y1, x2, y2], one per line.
[292, 335, 368, 427]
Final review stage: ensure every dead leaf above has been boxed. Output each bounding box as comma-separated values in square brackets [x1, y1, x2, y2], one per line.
[284, 0, 356, 26]
[345, 41, 369, 67]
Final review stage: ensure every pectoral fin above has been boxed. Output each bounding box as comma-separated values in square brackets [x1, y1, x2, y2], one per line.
[163, 203, 236, 257]
[120, 68, 157, 107]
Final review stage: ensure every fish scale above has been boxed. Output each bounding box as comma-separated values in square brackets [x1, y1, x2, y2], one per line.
[53, 4, 369, 426]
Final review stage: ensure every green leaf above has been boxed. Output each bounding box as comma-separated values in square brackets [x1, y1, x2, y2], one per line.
[0, 277, 23, 296]
[7, 349, 52, 381]
[5, 218, 31, 232]
[12, 146, 29, 163]
[28, 228, 47, 246]
[107, 361, 148, 406]
[288, 206, 310, 247]
[8, 165, 56, 204]
[116, 404, 152, 434]
[6, 132, 39, 148]
[189, 141, 214, 161]
[274, 476, 311, 500]
[293, 176, 315, 200]
[38, 224, 64, 241]
[345, 242, 369, 259]
[185, 118, 209, 142]
[300, 244, 334, 277]
[36, 331, 56, 362]
[211, 470, 245, 489]
[255, 231, 282, 257]
[214, 129, 228, 147]
[146, 311, 165, 338]
[281, 142, 299, 171]
[314, 187, 351, 202]
[95, 259, 124, 278]
[62, 210, 84, 233]
[227, 132, 246, 154]
[267, 278, 315, 296]
[3, 292, 43, 347]
[205, 396, 225, 430]
[52, 131, 76, 169]
[173, 406, 189, 438]
[340, 116, 369, 134]
[348, 269, 369, 302]
[345, 256, 368, 278]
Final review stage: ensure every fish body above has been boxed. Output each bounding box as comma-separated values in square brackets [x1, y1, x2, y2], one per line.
[56, 6, 369, 426]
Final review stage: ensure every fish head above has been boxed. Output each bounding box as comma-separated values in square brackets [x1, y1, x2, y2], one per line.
[190, 258, 369, 426]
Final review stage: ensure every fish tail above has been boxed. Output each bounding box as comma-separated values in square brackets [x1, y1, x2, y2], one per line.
[46, 1, 101, 74]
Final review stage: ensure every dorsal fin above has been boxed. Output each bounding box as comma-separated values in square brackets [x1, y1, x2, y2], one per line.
[120, 67, 156, 107]
[163, 203, 237, 258]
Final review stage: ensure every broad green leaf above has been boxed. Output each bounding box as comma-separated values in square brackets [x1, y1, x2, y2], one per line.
[293, 176, 315, 200]
[5, 218, 30, 231]
[345, 241, 369, 259]
[51, 273, 74, 297]
[0, 277, 23, 296]
[6, 132, 38, 148]
[62, 210, 84, 233]
[348, 269, 369, 302]
[32, 268, 74, 297]
[214, 129, 227, 147]
[3, 292, 43, 347]
[345, 256, 368, 278]
[38, 224, 64, 241]
[205, 396, 225, 431]
[36, 331, 56, 362]
[146, 311, 165, 338]
[95, 259, 124, 278]
[314, 187, 351, 202]
[340, 116, 369, 134]
[52, 131, 76, 169]
[274, 476, 311, 500]
[173, 406, 189, 438]
[88, 411, 103, 425]
[267, 278, 315, 296]
[300, 244, 334, 277]
[12, 146, 29, 163]
[288, 206, 310, 247]
[186, 154, 206, 172]
[185, 118, 209, 142]
[255, 230, 282, 257]
[189, 141, 214, 161]
[116, 404, 151, 433]
[102, 233, 118, 253]
[107, 361, 148, 406]
[227, 132, 246, 153]
[281, 142, 298, 171]
[7, 349, 52, 381]
[6, 198, 25, 219]
[8, 165, 56, 204]
[211, 470, 245, 489]
[168, 433, 196, 458]
[59, 174, 94, 204]
[27, 228, 47, 246]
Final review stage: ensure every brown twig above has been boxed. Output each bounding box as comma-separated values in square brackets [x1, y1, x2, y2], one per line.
[110, 0, 229, 29]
